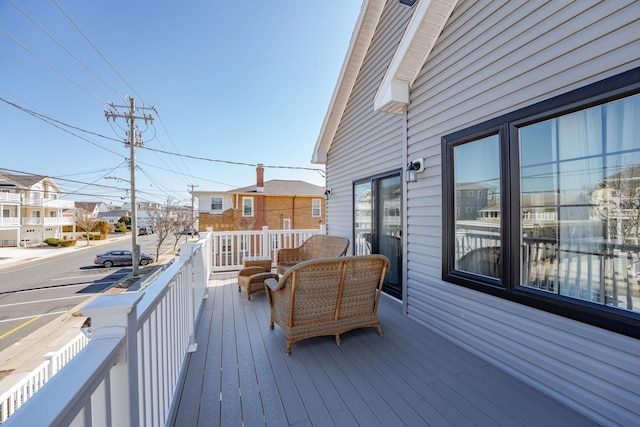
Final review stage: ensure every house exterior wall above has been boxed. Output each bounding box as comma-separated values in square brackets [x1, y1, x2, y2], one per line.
[199, 195, 325, 231]
[325, 1, 412, 241]
[324, 1, 640, 424]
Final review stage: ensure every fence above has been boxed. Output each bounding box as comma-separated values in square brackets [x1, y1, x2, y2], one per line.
[210, 226, 324, 271]
[1, 234, 211, 426]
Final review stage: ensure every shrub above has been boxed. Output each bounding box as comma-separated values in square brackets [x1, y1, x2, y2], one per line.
[58, 239, 76, 247]
[44, 238, 61, 246]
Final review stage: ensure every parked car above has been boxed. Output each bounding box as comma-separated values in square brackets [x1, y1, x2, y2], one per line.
[175, 229, 199, 236]
[94, 250, 154, 268]
[138, 226, 154, 235]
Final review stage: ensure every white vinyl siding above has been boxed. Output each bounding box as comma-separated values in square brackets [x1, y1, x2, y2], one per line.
[404, 1, 640, 425]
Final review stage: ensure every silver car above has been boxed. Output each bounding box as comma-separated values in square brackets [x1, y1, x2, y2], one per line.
[94, 250, 154, 268]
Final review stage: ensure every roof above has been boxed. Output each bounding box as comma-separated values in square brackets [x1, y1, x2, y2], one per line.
[75, 202, 99, 212]
[194, 180, 325, 198]
[0, 172, 52, 189]
[312, 0, 458, 163]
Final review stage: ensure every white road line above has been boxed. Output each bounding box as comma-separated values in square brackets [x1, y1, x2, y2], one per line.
[50, 275, 109, 281]
[0, 295, 89, 308]
[0, 311, 68, 323]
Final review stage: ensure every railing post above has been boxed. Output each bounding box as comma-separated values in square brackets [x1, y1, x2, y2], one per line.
[44, 352, 57, 378]
[180, 242, 198, 353]
[82, 293, 142, 427]
[262, 226, 270, 257]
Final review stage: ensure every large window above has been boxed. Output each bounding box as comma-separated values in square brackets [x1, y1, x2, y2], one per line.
[443, 68, 640, 338]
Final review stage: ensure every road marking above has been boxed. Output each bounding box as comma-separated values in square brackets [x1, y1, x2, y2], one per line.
[0, 295, 89, 309]
[0, 311, 67, 324]
[0, 315, 41, 339]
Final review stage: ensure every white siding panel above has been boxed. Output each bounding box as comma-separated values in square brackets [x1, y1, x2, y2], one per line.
[405, 0, 640, 425]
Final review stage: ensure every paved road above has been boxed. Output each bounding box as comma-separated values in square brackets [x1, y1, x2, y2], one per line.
[0, 234, 178, 353]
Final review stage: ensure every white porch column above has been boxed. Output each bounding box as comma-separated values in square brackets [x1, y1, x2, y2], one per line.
[82, 293, 143, 427]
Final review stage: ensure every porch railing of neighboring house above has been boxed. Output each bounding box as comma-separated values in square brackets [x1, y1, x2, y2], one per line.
[0, 194, 20, 203]
[210, 225, 325, 271]
[20, 198, 75, 209]
[1, 235, 211, 426]
[22, 217, 75, 227]
[0, 333, 89, 423]
[0, 218, 19, 226]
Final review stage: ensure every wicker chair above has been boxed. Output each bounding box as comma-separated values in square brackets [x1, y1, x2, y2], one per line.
[264, 254, 389, 355]
[276, 234, 350, 275]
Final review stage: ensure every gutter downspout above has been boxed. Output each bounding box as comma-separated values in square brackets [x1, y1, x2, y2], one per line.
[401, 107, 409, 316]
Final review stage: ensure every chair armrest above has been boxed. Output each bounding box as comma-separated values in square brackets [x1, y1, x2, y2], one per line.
[264, 277, 281, 291]
[238, 266, 267, 276]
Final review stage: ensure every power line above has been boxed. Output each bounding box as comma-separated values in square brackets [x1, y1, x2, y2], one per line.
[0, 29, 106, 104]
[51, 0, 145, 104]
[8, 0, 126, 103]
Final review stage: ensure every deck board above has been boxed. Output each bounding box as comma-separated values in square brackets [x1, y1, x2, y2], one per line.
[171, 274, 599, 427]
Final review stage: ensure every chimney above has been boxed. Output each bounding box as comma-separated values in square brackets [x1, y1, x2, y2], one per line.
[256, 163, 264, 193]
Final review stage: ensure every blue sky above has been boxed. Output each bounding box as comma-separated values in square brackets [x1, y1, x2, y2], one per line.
[0, 0, 361, 207]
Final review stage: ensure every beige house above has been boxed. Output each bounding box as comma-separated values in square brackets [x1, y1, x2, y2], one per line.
[0, 173, 74, 246]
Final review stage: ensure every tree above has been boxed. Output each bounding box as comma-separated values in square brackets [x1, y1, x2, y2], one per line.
[75, 208, 99, 247]
[148, 199, 188, 260]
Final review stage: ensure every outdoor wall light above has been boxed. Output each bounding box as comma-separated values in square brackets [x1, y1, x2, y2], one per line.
[324, 188, 333, 200]
[405, 158, 425, 183]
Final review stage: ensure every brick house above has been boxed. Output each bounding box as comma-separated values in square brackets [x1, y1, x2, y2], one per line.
[194, 164, 326, 232]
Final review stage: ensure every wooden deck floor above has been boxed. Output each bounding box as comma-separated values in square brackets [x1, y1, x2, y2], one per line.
[171, 273, 597, 426]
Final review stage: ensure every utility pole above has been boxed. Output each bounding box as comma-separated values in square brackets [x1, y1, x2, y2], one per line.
[105, 97, 155, 277]
[188, 184, 198, 238]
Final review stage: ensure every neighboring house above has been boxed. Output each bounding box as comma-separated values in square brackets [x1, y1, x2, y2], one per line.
[0, 172, 75, 247]
[97, 209, 130, 226]
[121, 201, 162, 227]
[74, 202, 108, 218]
[312, 1, 639, 425]
[194, 164, 326, 232]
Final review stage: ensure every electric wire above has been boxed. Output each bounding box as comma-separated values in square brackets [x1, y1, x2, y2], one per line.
[0, 29, 106, 104]
[51, 0, 146, 104]
[8, 0, 126, 104]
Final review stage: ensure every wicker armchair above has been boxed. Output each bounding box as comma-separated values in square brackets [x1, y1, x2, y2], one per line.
[276, 234, 349, 275]
[264, 254, 389, 355]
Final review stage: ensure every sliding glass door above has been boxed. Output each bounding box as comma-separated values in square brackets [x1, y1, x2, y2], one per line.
[353, 173, 402, 299]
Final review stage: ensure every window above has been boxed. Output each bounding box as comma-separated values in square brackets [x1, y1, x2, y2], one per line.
[443, 68, 640, 338]
[210, 197, 222, 212]
[242, 197, 253, 217]
[312, 199, 321, 217]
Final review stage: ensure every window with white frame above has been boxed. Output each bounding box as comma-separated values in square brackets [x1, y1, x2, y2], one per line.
[442, 67, 640, 339]
[210, 197, 222, 212]
[312, 199, 321, 217]
[242, 197, 253, 217]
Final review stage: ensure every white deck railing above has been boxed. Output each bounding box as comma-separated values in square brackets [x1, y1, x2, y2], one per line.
[211, 225, 324, 271]
[2, 234, 211, 426]
[0, 333, 88, 423]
